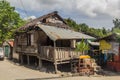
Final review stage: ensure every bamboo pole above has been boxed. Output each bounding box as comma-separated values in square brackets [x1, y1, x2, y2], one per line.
[54, 41, 58, 73]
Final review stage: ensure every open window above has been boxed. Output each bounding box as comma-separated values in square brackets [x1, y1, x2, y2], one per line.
[27, 34, 31, 46]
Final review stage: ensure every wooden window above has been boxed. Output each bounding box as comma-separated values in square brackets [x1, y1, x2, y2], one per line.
[27, 34, 31, 46]
[31, 34, 34, 45]
[70, 40, 76, 48]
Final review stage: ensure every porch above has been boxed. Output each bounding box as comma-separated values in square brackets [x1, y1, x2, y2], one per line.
[39, 46, 82, 63]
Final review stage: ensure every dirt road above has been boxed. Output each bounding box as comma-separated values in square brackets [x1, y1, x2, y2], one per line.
[0, 59, 120, 80]
[0, 59, 58, 80]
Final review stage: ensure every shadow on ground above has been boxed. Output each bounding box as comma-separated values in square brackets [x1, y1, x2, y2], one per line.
[7, 58, 120, 80]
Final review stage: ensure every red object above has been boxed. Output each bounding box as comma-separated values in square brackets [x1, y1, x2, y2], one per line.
[107, 61, 114, 70]
[114, 55, 120, 62]
[115, 63, 120, 72]
[107, 52, 120, 72]
[8, 41, 14, 47]
[119, 47, 120, 53]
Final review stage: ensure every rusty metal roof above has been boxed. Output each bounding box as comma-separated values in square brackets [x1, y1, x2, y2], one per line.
[3, 40, 14, 47]
[38, 24, 95, 41]
[16, 11, 70, 31]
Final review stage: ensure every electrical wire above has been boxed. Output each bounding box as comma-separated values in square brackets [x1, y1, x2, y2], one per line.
[19, 0, 28, 18]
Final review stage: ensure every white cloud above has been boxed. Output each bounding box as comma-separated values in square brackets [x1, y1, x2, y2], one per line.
[6, 0, 120, 29]
[24, 16, 36, 20]
[76, 0, 107, 17]
[7, 0, 120, 18]
[76, 0, 120, 18]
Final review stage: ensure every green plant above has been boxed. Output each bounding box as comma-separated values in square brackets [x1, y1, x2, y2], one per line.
[0, 0, 25, 44]
[76, 39, 90, 54]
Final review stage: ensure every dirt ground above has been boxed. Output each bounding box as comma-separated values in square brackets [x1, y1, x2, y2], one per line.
[0, 59, 58, 80]
[0, 58, 120, 80]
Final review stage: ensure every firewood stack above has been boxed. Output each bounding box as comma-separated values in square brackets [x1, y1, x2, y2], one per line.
[78, 58, 101, 75]
[91, 59, 102, 73]
[71, 56, 102, 75]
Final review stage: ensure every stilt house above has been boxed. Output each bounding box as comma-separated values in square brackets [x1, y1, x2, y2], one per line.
[13, 11, 95, 73]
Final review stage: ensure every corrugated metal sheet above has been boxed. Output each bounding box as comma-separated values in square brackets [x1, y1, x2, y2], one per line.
[89, 42, 99, 46]
[38, 24, 95, 41]
[88, 40, 99, 46]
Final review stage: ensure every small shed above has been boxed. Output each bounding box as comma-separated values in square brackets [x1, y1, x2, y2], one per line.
[97, 33, 119, 55]
[3, 39, 14, 59]
[97, 33, 120, 71]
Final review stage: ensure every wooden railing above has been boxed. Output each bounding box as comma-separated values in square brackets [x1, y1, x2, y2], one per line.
[40, 46, 82, 61]
[40, 46, 54, 60]
[55, 47, 82, 60]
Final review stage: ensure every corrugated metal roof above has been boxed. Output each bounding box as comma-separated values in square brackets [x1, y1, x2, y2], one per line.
[38, 24, 95, 41]
[88, 40, 100, 46]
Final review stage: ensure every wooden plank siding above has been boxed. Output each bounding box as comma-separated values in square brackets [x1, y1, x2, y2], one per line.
[15, 46, 38, 54]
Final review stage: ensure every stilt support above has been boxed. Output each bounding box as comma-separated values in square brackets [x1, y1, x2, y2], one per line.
[27, 55, 30, 65]
[38, 57, 42, 69]
[20, 54, 23, 64]
[54, 62, 58, 74]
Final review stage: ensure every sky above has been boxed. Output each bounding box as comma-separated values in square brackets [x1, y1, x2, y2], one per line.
[7, 0, 120, 29]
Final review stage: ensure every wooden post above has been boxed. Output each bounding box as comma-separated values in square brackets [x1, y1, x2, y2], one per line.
[54, 41, 58, 73]
[38, 57, 42, 69]
[20, 54, 23, 64]
[27, 55, 30, 65]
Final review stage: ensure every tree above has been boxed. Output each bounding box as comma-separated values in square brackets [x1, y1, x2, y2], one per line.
[76, 39, 89, 54]
[65, 18, 108, 38]
[0, 0, 25, 44]
[64, 18, 79, 31]
[113, 18, 120, 28]
[79, 23, 89, 32]
[102, 27, 107, 35]
[112, 18, 120, 34]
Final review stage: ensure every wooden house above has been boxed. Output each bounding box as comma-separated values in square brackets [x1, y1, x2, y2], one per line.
[13, 11, 95, 73]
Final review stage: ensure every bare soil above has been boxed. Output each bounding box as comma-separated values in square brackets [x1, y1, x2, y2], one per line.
[0, 58, 120, 80]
